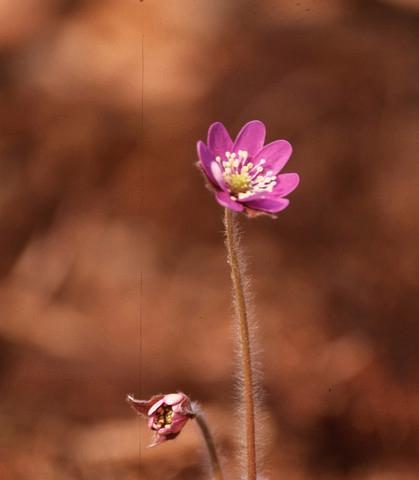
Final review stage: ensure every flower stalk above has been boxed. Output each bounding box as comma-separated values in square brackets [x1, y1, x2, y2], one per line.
[194, 411, 225, 480]
[224, 208, 257, 480]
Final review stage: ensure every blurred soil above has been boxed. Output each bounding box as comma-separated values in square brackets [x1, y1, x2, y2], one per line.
[0, 1, 419, 479]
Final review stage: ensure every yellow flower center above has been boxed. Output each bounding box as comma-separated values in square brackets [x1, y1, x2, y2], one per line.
[215, 149, 276, 200]
[155, 405, 174, 427]
[228, 173, 252, 194]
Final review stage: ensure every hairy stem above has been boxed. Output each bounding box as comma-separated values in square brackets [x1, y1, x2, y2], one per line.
[224, 208, 257, 480]
[195, 412, 224, 480]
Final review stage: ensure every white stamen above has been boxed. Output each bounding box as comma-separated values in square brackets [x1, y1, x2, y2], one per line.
[221, 150, 277, 198]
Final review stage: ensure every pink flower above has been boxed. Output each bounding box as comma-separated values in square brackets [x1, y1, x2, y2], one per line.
[127, 392, 194, 447]
[197, 120, 299, 216]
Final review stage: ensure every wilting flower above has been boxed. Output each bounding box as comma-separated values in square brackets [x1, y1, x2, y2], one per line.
[127, 392, 194, 447]
[197, 120, 299, 216]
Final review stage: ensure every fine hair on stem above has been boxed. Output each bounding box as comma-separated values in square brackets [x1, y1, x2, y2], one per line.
[224, 208, 267, 480]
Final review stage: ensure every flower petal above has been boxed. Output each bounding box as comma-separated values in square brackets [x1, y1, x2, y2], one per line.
[163, 393, 184, 406]
[210, 161, 227, 190]
[148, 398, 165, 416]
[148, 434, 168, 448]
[273, 173, 300, 197]
[127, 394, 163, 416]
[197, 141, 218, 186]
[215, 191, 244, 212]
[207, 122, 233, 157]
[168, 416, 189, 434]
[232, 120, 266, 157]
[252, 140, 292, 174]
[244, 196, 290, 214]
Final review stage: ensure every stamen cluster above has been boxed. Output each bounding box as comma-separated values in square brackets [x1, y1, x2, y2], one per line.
[218, 150, 277, 200]
[153, 404, 174, 429]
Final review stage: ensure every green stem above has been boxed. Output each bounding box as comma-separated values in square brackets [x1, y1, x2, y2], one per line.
[224, 208, 257, 480]
[195, 413, 224, 480]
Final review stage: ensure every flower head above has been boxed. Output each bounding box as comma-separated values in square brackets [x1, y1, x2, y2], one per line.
[127, 392, 194, 447]
[197, 120, 299, 216]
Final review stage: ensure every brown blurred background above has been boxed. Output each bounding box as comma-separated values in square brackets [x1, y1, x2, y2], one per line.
[1, 0, 419, 479]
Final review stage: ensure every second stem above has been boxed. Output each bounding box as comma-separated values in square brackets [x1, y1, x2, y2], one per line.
[195, 412, 224, 480]
[224, 208, 257, 480]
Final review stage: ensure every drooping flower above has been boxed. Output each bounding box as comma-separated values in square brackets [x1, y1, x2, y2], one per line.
[197, 120, 299, 216]
[127, 392, 194, 447]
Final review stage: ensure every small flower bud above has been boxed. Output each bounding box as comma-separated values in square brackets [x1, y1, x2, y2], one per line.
[127, 392, 194, 447]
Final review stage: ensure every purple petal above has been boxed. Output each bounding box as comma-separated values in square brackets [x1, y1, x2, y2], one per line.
[210, 161, 227, 190]
[197, 141, 218, 186]
[232, 120, 266, 157]
[215, 191, 244, 212]
[252, 140, 292, 174]
[207, 122, 233, 157]
[273, 173, 300, 197]
[244, 196, 290, 214]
